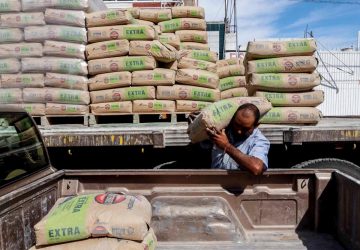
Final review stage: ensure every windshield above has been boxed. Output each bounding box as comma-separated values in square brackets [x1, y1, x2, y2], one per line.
[0, 112, 49, 187]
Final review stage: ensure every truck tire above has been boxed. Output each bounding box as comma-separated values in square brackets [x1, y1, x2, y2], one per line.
[292, 158, 360, 179]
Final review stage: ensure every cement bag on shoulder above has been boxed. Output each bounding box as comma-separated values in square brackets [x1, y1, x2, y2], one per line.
[248, 72, 321, 92]
[44, 41, 86, 60]
[133, 100, 175, 112]
[89, 72, 131, 91]
[0, 88, 22, 103]
[175, 30, 207, 43]
[178, 57, 217, 73]
[90, 86, 155, 103]
[45, 9, 86, 27]
[180, 42, 210, 51]
[246, 39, 317, 60]
[157, 85, 220, 102]
[90, 101, 133, 114]
[86, 9, 132, 27]
[86, 40, 129, 60]
[158, 33, 181, 50]
[172, 6, 205, 19]
[176, 68, 219, 89]
[21, 0, 88, 11]
[260, 107, 321, 124]
[219, 76, 246, 91]
[129, 40, 177, 63]
[247, 56, 318, 74]
[179, 49, 218, 63]
[217, 64, 245, 79]
[176, 100, 212, 112]
[132, 69, 175, 86]
[158, 18, 206, 33]
[0, 0, 21, 12]
[221, 87, 248, 99]
[34, 193, 152, 246]
[255, 90, 324, 107]
[1, 74, 44, 88]
[46, 103, 89, 115]
[139, 8, 172, 23]
[188, 97, 272, 143]
[30, 229, 157, 250]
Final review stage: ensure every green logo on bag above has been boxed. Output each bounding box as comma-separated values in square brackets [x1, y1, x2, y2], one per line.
[259, 74, 283, 85]
[191, 88, 214, 101]
[211, 101, 236, 123]
[59, 91, 81, 104]
[219, 77, 236, 91]
[191, 51, 211, 61]
[123, 58, 146, 71]
[106, 11, 118, 20]
[286, 40, 311, 53]
[107, 42, 119, 52]
[125, 87, 148, 100]
[60, 28, 84, 42]
[162, 19, 181, 32]
[255, 58, 282, 73]
[154, 73, 163, 81]
[0, 2, 10, 11]
[123, 26, 147, 39]
[58, 0, 83, 8]
[109, 75, 120, 84]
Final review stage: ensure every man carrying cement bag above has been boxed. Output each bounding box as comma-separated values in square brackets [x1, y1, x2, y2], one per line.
[189, 103, 270, 175]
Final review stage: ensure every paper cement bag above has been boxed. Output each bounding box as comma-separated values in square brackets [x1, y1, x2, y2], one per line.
[260, 107, 321, 124]
[158, 33, 181, 50]
[0, 103, 45, 115]
[171, 6, 205, 19]
[45, 103, 89, 115]
[89, 72, 131, 91]
[0, 0, 21, 12]
[132, 68, 175, 86]
[180, 42, 210, 51]
[90, 101, 132, 114]
[157, 85, 220, 102]
[0, 88, 22, 103]
[178, 57, 217, 73]
[21, 0, 88, 11]
[187, 97, 272, 143]
[86, 9, 132, 27]
[0, 58, 21, 73]
[158, 18, 206, 33]
[0, 12, 45, 28]
[90, 86, 156, 103]
[175, 30, 207, 43]
[176, 68, 219, 89]
[45, 73, 88, 91]
[34, 193, 152, 246]
[216, 58, 243, 68]
[219, 76, 246, 91]
[255, 90, 324, 107]
[217, 64, 245, 79]
[129, 40, 177, 63]
[1, 74, 44, 88]
[0, 28, 23, 43]
[221, 87, 248, 99]
[178, 49, 217, 63]
[23, 88, 90, 105]
[43, 41, 86, 60]
[176, 100, 212, 112]
[45, 9, 86, 27]
[86, 40, 129, 60]
[133, 100, 175, 112]
[0, 43, 42, 58]
[139, 8, 172, 23]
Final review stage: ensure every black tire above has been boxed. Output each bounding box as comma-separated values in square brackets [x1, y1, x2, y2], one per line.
[292, 158, 360, 179]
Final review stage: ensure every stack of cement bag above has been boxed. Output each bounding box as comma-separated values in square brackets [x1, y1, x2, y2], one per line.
[86, 9, 179, 114]
[0, 0, 90, 116]
[30, 193, 157, 250]
[246, 39, 323, 124]
[216, 58, 248, 100]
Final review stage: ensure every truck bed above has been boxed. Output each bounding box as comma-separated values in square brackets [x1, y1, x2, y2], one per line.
[1, 169, 359, 250]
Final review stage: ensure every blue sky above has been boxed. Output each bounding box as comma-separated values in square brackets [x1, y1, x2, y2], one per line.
[199, 0, 360, 50]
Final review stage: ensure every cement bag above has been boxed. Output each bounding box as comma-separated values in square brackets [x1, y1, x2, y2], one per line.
[0, 13, 45, 28]
[0, 88, 22, 103]
[219, 76, 246, 91]
[1, 74, 44, 88]
[247, 56, 318, 74]
[179, 49, 218, 63]
[0, 103, 45, 116]
[172, 6, 205, 19]
[130, 19, 155, 26]
[221, 87, 248, 99]
[0, 0, 21, 12]
[21, 0, 88, 11]
[86, 9, 132, 27]
[157, 85, 220, 102]
[24, 26, 87, 44]
[0, 58, 21, 73]
[175, 30, 207, 43]
[139, 8, 172, 23]
[187, 97, 272, 143]
[255, 90, 324, 107]
[88, 56, 156, 75]
[43, 41, 86, 60]
[46, 103, 89, 115]
[158, 33, 181, 50]
[176, 68, 219, 89]
[158, 18, 206, 33]
[90, 86, 155, 103]
[86, 0, 107, 13]
[132, 69, 175, 86]
[246, 39, 317, 60]
[180, 42, 210, 51]
[90, 101, 132, 114]
[128, 7, 140, 18]
[0, 43, 42, 58]
[45, 9, 86, 27]
[86, 40, 129, 60]
[87, 25, 156, 43]
[22, 57, 88, 76]
[260, 107, 321, 124]
[29, 229, 157, 250]
[133, 100, 175, 112]
[129, 40, 177, 63]
[248, 72, 321, 92]
[217, 64, 245, 79]
[45, 73, 88, 91]
[89, 72, 131, 91]
[23, 88, 90, 104]
[0, 28, 23, 43]
[34, 193, 152, 246]
[176, 100, 212, 112]
[216, 58, 243, 68]
[178, 57, 217, 73]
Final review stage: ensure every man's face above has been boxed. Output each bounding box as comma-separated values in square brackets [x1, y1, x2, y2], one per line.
[231, 109, 257, 140]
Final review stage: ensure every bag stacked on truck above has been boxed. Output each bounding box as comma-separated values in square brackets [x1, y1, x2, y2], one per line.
[246, 39, 323, 124]
[155, 6, 220, 112]
[216, 58, 248, 100]
[86, 8, 180, 114]
[4, 0, 91, 116]
[31, 193, 157, 250]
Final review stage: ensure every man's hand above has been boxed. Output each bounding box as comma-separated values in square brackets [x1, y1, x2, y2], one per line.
[187, 111, 201, 125]
[206, 127, 230, 150]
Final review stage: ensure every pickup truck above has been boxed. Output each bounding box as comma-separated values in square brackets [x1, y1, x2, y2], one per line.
[0, 109, 360, 250]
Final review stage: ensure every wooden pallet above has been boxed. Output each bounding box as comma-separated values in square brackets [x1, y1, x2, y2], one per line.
[34, 115, 89, 127]
[89, 112, 190, 126]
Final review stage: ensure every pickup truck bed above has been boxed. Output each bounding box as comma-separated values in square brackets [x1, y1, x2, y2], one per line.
[1, 169, 359, 250]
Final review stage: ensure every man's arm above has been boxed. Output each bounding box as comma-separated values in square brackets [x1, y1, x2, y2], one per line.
[207, 128, 268, 175]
